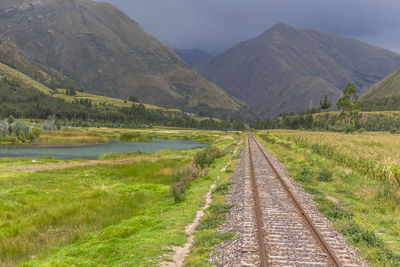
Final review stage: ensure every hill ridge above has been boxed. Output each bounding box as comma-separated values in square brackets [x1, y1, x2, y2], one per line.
[360, 69, 400, 100]
[195, 23, 400, 117]
[0, 0, 255, 120]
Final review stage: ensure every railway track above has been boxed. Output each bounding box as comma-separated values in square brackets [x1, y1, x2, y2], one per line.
[244, 135, 353, 266]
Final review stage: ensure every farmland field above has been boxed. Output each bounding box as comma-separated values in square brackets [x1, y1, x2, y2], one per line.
[256, 130, 400, 266]
[0, 127, 242, 266]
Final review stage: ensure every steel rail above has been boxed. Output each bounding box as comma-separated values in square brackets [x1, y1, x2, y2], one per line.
[250, 135, 343, 267]
[247, 136, 269, 267]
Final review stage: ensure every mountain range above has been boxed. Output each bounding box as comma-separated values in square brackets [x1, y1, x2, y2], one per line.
[0, 0, 254, 121]
[1, 1, 399, 120]
[195, 23, 400, 117]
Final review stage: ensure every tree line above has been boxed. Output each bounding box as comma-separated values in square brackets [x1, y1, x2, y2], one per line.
[0, 77, 245, 131]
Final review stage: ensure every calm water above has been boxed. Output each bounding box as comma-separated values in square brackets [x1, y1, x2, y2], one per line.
[0, 139, 204, 159]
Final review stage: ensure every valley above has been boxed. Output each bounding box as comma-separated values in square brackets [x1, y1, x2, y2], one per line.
[1, 0, 400, 266]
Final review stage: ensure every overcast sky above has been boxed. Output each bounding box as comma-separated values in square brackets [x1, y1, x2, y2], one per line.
[99, 0, 400, 55]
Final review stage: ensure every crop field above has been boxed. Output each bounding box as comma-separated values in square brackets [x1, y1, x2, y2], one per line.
[0, 127, 243, 266]
[53, 90, 180, 112]
[265, 130, 400, 184]
[256, 130, 400, 266]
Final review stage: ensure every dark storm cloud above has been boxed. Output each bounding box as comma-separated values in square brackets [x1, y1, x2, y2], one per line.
[99, 0, 400, 54]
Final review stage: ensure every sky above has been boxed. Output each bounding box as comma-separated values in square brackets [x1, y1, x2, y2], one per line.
[99, 0, 400, 55]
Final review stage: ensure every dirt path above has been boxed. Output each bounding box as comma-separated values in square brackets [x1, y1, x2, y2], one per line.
[161, 143, 241, 267]
[0, 156, 185, 173]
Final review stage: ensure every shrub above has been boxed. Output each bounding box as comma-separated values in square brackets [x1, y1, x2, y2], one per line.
[341, 222, 379, 247]
[198, 215, 225, 230]
[198, 204, 234, 230]
[119, 133, 152, 142]
[170, 181, 186, 203]
[169, 163, 205, 203]
[295, 167, 314, 183]
[317, 169, 333, 182]
[213, 182, 232, 195]
[209, 204, 234, 215]
[194, 145, 222, 168]
[325, 205, 352, 221]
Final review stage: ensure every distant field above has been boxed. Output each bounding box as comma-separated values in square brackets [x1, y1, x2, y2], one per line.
[36, 129, 109, 145]
[53, 89, 181, 112]
[257, 130, 400, 265]
[316, 110, 400, 118]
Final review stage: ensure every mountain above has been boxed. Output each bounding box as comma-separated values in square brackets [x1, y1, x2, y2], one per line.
[360, 69, 400, 101]
[0, 33, 79, 90]
[195, 23, 400, 117]
[173, 48, 213, 67]
[0, 0, 255, 121]
[0, 35, 52, 85]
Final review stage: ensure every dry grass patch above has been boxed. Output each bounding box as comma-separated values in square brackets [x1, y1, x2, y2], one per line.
[36, 130, 108, 145]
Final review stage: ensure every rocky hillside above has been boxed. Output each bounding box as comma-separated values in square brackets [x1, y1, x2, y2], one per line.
[0, 0, 255, 120]
[195, 23, 400, 117]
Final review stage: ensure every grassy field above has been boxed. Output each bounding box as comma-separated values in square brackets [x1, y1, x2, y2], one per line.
[266, 130, 400, 184]
[53, 89, 180, 111]
[0, 128, 242, 266]
[1, 126, 228, 146]
[35, 130, 109, 145]
[256, 130, 400, 266]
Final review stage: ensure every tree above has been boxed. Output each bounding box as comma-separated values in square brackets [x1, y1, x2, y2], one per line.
[8, 115, 15, 125]
[128, 95, 138, 102]
[320, 95, 332, 110]
[48, 79, 59, 91]
[337, 82, 360, 127]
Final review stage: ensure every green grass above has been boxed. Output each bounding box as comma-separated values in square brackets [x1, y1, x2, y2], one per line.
[23, 153, 235, 266]
[256, 131, 400, 266]
[0, 128, 241, 266]
[35, 130, 109, 145]
[184, 142, 242, 266]
[0, 156, 87, 170]
[0, 158, 186, 266]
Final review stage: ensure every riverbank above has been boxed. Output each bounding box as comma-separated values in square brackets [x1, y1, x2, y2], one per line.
[0, 128, 242, 266]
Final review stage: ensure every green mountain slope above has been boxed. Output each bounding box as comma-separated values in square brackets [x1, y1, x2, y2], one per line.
[0, 60, 179, 112]
[359, 69, 400, 111]
[360, 69, 400, 101]
[0, 61, 247, 130]
[195, 23, 400, 117]
[0, 0, 255, 120]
